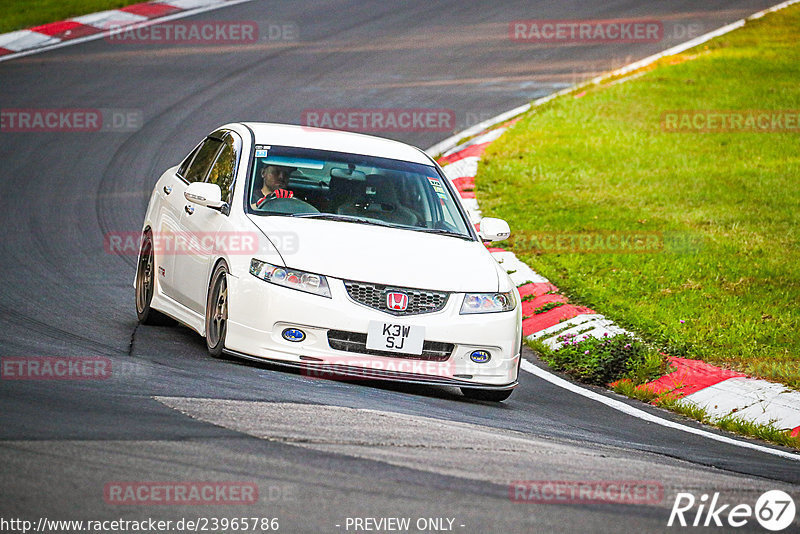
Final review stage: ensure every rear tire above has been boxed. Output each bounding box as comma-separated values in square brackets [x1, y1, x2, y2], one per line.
[205, 262, 229, 358]
[135, 231, 172, 326]
[461, 388, 513, 402]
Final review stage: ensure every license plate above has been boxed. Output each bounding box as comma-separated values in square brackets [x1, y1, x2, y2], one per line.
[366, 321, 425, 355]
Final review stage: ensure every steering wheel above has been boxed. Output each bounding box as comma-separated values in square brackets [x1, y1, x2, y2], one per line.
[254, 196, 319, 215]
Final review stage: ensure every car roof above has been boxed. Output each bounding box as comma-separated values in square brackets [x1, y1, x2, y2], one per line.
[240, 122, 433, 166]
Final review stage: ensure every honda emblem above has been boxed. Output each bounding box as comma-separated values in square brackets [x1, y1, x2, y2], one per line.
[386, 291, 409, 312]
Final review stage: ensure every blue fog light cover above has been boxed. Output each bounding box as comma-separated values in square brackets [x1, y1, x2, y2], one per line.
[470, 350, 491, 363]
[282, 328, 306, 342]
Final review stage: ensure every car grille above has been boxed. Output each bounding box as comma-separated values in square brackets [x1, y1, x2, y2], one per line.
[327, 330, 453, 361]
[343, 281, 449, 316]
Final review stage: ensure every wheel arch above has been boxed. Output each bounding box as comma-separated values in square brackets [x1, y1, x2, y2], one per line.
[207, 257, 230, 288]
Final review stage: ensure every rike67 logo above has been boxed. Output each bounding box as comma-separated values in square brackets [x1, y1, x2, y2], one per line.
[668, 490, 796, 531]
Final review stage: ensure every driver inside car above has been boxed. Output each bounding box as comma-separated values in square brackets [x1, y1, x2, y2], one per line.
[251, 164, 296, 209]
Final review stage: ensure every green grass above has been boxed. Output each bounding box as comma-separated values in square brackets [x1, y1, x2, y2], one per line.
[532, 333, 668, 386]
[481, 6, 800, 389]
[715, 414, 800, 449]
[611, 379, 660, 403]
[0, 0, 145, 33]
[655, 395, 713, 425]
[536, 338, 800, 450]
[526, 301, 565, 316]
[656, 393, 800, 450]
[611, 366, 800, 450]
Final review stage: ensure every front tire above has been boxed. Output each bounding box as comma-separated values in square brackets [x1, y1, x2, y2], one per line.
[205, 262, 229, 358]
[135, 231, 172, 325]
[461, 388, 514, 402]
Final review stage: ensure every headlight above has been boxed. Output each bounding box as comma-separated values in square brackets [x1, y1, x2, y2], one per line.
[250, 259, 331, 298]
[460, 291, 516, 314]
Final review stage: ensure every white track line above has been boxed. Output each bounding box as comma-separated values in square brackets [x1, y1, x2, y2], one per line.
[427, 103, 531, 159]
[521, 360, 800, 461]
[0, 0, 259, 63]
[448, 0, 800, 459]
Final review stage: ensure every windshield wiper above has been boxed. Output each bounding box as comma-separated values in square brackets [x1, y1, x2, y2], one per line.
[291, 213, 392, 227]
[415, 228, 473, 240]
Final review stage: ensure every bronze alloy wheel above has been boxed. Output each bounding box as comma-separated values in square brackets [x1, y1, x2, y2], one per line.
[135, 232, 171, 325]
[205, 262, 229, 358]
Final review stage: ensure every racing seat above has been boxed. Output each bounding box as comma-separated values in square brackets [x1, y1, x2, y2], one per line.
[328, 175, 361, 214]
[337, 174, 419, 226]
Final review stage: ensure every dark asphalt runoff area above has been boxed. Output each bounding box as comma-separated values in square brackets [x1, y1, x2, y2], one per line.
[1, 1, 798, 533]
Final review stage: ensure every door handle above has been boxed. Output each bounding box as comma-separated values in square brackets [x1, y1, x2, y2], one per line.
[184, 205, 194, 215]
[163, 185, 172, 195]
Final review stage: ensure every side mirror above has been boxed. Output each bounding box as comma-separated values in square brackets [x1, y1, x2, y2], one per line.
[479, 217, 511, 242]
[184, 182, 226, 210]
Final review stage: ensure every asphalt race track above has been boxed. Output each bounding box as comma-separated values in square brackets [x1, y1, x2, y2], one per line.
[1, 1, 798, 532]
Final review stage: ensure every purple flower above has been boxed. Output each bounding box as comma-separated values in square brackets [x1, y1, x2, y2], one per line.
[624, 343, 631, 349]
[680, 320, 685, 324]
[584, 350, 590, 355]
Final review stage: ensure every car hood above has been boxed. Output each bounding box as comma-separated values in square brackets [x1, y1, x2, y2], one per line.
[247, 216, 500, 292]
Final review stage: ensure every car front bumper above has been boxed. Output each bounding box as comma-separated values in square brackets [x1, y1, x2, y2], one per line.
[225, 272, 522, 388]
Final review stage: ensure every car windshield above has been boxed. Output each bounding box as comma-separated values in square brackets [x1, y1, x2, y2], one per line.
[246, 144, 473, 239]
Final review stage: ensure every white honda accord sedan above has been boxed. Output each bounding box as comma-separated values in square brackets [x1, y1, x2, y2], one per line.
[135, 122, 522, 401]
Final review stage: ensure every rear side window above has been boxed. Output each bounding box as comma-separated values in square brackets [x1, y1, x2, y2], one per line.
[206, 134, 239, 204]
[183, 138, 223, 183]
